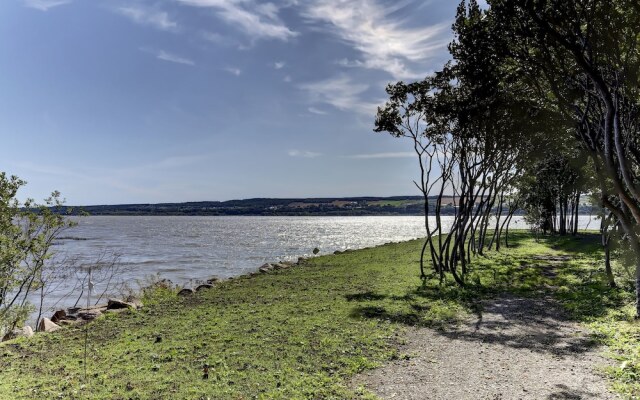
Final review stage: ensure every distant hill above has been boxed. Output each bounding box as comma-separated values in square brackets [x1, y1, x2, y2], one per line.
[63, 196, 438, 216]
[60, 196, 595, 217]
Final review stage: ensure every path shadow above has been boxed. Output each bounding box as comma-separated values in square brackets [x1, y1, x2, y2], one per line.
[547, 384, 605, 399]
[434, 296, 599, 357]
[347, 289, 599, 356]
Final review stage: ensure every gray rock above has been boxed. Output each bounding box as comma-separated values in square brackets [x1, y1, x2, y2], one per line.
[273, 263, 290, 270]
[259, 263, 274, 273]
[51, 309, 67, 324]
[107, 298, 136, 310]
[2, 326, 34, 342]
[178, 288, 195, 296]
[195, 284, 214, 291]
[38, 318, 61, 333]
[77, 310, 103, 321]
[126, 297, 144, 309]
[206, 277, 220, 285]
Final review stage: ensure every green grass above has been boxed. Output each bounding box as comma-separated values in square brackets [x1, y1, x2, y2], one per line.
[0, 231, 638, 399]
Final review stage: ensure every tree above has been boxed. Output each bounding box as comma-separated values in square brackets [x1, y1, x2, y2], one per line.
[472, 0, 640, 315]
[0, 172, 74, 335]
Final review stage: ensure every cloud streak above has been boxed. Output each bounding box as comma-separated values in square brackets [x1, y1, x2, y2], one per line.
[117, 6, 178, 31]
[308, 107, 327, 115]
[288, 149, 322, 158]
[154, 50, 195, 66]
[304, 0, 450, 79]
[23, 0, 71, 11]
[176, 0, 297, 41]
[299, 75, 380, 115]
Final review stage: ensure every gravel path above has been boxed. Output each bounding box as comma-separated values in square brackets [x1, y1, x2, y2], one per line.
[353, 294, 616, 400]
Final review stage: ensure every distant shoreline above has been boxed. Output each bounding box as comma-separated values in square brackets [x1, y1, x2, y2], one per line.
[58, 195, 596, 217]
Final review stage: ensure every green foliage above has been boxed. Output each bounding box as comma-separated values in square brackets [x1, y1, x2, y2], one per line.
[0, 172, 74, 335]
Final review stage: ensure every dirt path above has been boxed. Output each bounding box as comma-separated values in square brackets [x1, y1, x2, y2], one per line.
[353, 294, 616, 400]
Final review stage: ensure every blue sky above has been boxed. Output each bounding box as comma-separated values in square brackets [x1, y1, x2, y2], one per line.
[1, 0, 463, 205]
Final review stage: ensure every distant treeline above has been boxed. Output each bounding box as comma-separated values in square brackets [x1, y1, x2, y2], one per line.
[59, 196, 595, 217]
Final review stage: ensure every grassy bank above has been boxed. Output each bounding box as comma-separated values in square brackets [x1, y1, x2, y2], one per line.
[0, 232, 638, 399]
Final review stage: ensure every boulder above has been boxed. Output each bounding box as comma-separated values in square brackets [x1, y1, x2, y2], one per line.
[77, 310, 103, 321]
[195, 284, 214, 291]
[50, 309, 67, 324]
[125, 297, 144, 309]
[297, 257, 306, 263]
[107, 299, 136, 310]
[178, 288, 195, 296]
[2, 326, 34, 342]
[206, 277, 220, 285]
[154, 279, 174, 289]
[312, 247, 320, 255]
[273, 263, 290, 270]
[259, 263, 274, 273]
[38, 318, 61, 333]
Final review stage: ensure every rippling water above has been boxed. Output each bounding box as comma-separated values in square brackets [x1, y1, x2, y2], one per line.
[30, 215, 598, 322]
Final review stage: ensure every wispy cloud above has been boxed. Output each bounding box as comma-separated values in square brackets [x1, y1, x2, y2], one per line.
[224, 67, 242, 76]
[308, 107, 327, 115]
[117, 6, 178, 31]
[288, 149, 322, 158]
[283, 75, 292, 83]
[152, 49, 195, 66]
[274, 61, 286, 69]
[299, 75, 379, 115]
[176, 0, 297, 41]
[23, 0, 71, 11]
[303, 0, 450, 79]
[347, 152, 415, 159]
[201, 31, 235, 46]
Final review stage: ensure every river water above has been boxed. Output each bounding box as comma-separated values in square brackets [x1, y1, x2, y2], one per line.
[31, 215, 598, 322]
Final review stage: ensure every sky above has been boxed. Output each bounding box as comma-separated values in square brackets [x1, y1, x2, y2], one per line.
[0, 0, 466, 205]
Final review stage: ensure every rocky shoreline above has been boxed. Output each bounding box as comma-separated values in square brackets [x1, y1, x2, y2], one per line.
[1, 255, 311, 343]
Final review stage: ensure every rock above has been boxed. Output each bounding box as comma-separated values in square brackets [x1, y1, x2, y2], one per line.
[50, 309, 67, 324]
[78, 305, 108, 313]
[297, 257, 307, 263]
[195, 284, 214, 291]
[312, 247, 320, 254]
[273, 263, 289, 270]
[107, 298, 137, 310]
[259, 263, 274, 273]
[126, 297, 144, 309]
[38, 318, 61, 333]
[206, 277, 220, 285]
[154, 279, 174, 289]
[333, 250, 342, 255]
[77, 310, 103, 321]
[178, 288, 195, 296]
[2, 326, 34, 342]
